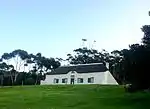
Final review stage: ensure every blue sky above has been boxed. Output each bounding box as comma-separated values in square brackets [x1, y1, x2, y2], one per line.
[0, 0, 150, 61]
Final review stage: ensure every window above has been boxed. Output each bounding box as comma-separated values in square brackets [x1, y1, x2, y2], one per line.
[54, 78, 59, 83]
[62, 78, 68, 83]
[88, 77, 94, 83]
[77, 78, 83, 83]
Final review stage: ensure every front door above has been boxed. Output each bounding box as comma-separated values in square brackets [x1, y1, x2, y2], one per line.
[70, 78, 74, 84]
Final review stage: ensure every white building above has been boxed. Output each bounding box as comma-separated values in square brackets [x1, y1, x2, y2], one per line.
[41, 63, 118, 85]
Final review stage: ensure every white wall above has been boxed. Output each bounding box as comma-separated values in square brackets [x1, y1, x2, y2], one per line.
[41, 71, 118, 85]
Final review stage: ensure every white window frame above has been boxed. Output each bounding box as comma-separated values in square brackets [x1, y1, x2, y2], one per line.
[54, 78, 59, 84]
[62, 78, 68, 83]
[77, 78, 84, 83]
[88, 77, 94, 83]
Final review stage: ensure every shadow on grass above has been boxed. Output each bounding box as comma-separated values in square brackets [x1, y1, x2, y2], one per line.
[100, 92, 150, 109]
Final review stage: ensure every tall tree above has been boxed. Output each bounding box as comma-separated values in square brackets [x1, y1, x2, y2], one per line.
[66, 47, 107, 65]
[30, 53, 61, 74]
[141, 25, 150, 47]
[1, 49, 31, 83]
[0, 62, 15, 85]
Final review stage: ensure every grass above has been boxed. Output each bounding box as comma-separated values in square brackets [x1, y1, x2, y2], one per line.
[0, 85, 149, 109]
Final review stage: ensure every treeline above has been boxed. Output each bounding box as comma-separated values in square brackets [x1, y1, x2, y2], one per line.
[66, 25, 150, 92]
[1, 16, 150, 92]
[0, 50, 61, 86]
[109, 25, 150, 92]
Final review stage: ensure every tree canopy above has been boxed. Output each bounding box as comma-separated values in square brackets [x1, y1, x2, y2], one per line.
[1, 12, 150, 92]
[65, 22, 150, 92]
[0, 50, 61, 86]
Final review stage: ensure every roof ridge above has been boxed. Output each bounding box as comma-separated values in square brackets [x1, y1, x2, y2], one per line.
[48, 63, 108, 75]
[61, 63, 103, 67]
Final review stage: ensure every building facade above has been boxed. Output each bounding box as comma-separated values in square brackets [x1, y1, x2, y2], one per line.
[41, 63, 118, 85]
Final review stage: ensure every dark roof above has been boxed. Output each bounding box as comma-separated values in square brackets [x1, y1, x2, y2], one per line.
[48, 63, 108, 75]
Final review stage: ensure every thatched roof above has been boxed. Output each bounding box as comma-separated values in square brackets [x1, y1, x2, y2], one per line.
[48, 63, 108, 75]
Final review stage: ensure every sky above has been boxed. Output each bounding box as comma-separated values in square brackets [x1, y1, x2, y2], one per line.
[0, 0, 150, 62]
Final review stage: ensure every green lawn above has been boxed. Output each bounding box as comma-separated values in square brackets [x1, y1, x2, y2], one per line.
[0, 85, 149, 109]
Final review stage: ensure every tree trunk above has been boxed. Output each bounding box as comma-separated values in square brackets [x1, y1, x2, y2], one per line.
[14, 73, 19, 84]
[9, 72, 14, 85]
[22, 72, 25, 86]
[35, 75, 38, 85]
[0, 75, 3, 87]
[15, 55, 19, 71]
[22, 80, 24, 86]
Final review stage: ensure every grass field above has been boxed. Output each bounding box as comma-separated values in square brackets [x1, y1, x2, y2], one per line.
[0, 85, 149, 109]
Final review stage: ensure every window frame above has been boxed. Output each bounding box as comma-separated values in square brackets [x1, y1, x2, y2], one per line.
[77, 78, 84, 83]
[54, 78, 59, 83]
[62, 78, 68, 83]
[88, 77, 94, 83]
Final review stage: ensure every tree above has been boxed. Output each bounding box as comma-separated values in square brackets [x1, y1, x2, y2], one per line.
[109, 41, 150, 91]
[1, 49, 31, 84]
[66, 47, 107, 65]
[10, 49, 30, 71]
[32, 53, 61, 72]
[141, 25, 150, 47]
[0, 62, 8, 86]
[1, 50, 38, 85]
[109, 50, 124, 84]
[0, 62, 15, 86]
[0, 50, 60, 86]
